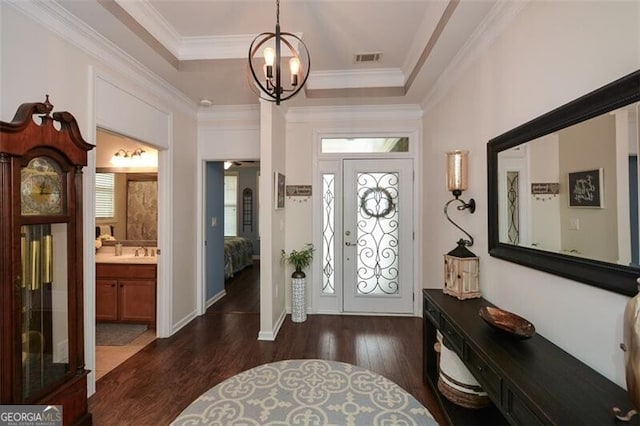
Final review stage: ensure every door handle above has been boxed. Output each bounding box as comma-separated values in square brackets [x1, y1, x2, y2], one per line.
[345, 241, 356, 246]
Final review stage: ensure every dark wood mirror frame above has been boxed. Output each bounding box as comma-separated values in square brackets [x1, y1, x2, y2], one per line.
[487, 70, 640, 297]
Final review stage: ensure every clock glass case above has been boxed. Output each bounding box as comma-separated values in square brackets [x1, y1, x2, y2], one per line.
[20, 224, 69, 400]
[21, 156, 64, 216]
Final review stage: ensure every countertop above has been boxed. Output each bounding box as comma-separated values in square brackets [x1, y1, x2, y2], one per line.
[95, 247, 158, 264]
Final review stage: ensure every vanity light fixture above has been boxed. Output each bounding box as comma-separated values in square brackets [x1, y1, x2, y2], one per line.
[445, 150, 476, 247]
[110, 148, 156, 168]
[247, 0, 310, 105]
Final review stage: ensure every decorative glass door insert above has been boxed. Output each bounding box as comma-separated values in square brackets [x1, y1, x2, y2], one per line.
[342, 159, 413, 313]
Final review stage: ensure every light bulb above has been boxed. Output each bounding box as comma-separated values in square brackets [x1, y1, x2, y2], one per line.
[289, 57, 300, 75]
[263, 47, 275, 66]
[289, 57, 300, 86]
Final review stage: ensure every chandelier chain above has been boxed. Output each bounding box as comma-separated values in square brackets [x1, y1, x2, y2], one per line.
[276, 0, 280, 25]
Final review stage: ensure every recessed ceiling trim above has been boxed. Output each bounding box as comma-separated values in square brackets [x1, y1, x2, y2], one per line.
[404, 0, 459, 93]
[307, 69, 405, 91]
[305, 86, 406, 100]
[179, 33, 303, 61]
[401, 0, 450, 74]
[112, 0, 181, 57]
[421, 1, 529, 113]
[98, 0, 179, 67]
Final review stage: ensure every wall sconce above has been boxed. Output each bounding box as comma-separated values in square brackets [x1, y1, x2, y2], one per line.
[224, 161, 233, 170]
[445, 150, 476, 247]
[444, 150, 480, 300]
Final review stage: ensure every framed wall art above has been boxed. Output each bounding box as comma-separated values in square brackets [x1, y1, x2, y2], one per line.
[568, 168, 603, 208]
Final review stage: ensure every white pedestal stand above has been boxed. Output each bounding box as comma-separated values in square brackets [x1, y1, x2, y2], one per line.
[291, 276, 306, 323]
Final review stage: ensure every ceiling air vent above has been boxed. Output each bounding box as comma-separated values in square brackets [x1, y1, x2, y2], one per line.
[355, 52, 382, 63]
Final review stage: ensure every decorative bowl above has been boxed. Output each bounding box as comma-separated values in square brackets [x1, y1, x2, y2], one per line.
[479, 306, 536, 339]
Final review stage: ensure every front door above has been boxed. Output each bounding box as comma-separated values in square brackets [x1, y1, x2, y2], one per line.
[342, 159, 414, 313]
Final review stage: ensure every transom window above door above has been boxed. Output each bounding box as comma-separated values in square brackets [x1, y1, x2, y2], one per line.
[321, 137, 409, 154]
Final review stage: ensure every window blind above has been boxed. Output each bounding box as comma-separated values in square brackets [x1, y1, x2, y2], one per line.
[95, 173, 115, 218]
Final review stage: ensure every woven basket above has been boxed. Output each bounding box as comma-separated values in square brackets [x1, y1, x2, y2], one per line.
[435, 332, 491, 409]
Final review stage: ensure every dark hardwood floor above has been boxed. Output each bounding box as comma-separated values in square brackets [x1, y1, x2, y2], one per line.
[88, 263, 446, 425]
[208, 262, 260, 314]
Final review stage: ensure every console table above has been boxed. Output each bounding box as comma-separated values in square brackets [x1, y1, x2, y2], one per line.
[423, 289, 638, 425]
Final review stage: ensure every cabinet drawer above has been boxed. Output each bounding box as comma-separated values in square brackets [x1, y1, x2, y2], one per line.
[507, 390, 545, 426]
[441, 317, 464, 356]
[423, 297, 441, 326]
[96, 263, 157, 279]
[465, 346, 502, 399]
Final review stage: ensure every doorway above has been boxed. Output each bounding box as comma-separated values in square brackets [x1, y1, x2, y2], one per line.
[204, 160, 260, 312]
[318, 158, 414, 314]
[94, 129, 158, 380]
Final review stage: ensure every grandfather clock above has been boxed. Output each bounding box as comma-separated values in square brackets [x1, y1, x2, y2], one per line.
[0, 97, 93, 424]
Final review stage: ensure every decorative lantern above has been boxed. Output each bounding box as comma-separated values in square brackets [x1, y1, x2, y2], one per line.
[443, 239, 480, 300]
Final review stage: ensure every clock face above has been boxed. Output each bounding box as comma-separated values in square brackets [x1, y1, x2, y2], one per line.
[21, 157, 64, 216]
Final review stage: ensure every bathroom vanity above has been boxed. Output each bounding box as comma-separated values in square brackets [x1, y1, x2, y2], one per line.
[96, 250, 157, 328]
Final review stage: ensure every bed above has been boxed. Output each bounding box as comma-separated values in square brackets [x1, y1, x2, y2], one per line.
[224, 236, 254, 279]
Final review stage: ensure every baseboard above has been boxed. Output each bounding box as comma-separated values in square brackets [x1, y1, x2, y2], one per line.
[171, 310, 198, 335]
[257, 310, 287, 341]
[205, 289, 226, 309]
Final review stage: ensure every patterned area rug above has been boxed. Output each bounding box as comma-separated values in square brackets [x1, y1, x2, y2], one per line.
[171, 359, 436, 425]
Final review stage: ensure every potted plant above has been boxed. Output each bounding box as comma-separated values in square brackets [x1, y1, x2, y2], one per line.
[281, 244, 314, 323]
[281, 243, 314, 278]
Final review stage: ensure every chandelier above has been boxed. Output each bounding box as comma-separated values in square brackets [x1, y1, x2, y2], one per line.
[247, 0, 310, 105]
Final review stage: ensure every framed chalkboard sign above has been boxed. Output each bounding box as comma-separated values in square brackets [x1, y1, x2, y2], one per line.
[568, 168, 603, 208]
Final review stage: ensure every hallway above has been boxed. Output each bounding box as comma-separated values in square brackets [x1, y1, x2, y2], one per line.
[88, 264, 445, 425]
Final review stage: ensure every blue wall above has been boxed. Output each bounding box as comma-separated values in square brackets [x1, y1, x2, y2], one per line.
[205, 161, 225, 300]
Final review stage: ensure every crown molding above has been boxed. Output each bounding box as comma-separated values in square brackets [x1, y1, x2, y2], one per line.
[421, 0, 530, 114]
[181, 34, 258, 61]
[181, 33, 303, 61]
[113, 0, 181, 56]
[6, 0, 196, 116]
[113, 0, 300, 62]
[307, 68, 405, 91]
[286, 104, 423, 123]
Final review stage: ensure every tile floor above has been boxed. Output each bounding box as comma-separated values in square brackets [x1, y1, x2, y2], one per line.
[95, 329, 156, 380]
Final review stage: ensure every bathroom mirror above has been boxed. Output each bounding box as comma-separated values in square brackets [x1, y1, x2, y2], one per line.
[96, 170, 157, 245]
[488, 70, 640, 297]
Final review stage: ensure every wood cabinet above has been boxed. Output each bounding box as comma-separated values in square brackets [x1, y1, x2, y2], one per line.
[0, 98, 93, 424]
[96, 264, 156, 327]
[423, 289, 639, 425]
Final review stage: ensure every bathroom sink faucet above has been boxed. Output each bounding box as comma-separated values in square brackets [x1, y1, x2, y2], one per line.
[135, 246, 148, 257]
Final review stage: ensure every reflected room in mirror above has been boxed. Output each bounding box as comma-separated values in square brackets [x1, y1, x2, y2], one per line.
[488, 70, 640, 296]
[95, 129, 158, 245]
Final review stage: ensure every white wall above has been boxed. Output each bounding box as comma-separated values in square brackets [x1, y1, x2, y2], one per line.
[1, 2, 198, 393]
[422, 0, 639, 387]
[530, 134, 561, 251]
[259, 102, 287, 339]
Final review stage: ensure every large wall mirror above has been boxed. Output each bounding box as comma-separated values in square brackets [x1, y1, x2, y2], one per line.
[488, 70, 640, 296]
